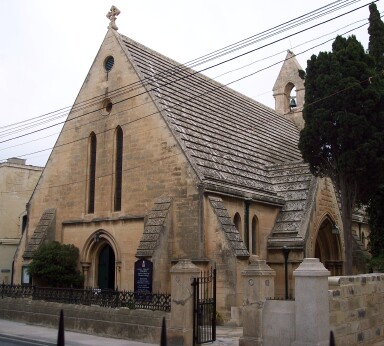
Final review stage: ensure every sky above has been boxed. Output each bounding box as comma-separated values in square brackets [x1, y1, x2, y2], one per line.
[0, 0, 381, 167]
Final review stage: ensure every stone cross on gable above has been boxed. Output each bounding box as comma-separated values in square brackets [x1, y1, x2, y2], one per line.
[106, 5, 120, 30]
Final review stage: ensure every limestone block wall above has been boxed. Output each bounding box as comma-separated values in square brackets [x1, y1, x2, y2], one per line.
[257, 261, 384, 346]
[329, 274, 384, 346]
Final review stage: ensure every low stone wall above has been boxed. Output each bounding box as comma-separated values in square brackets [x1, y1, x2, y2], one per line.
[262, 300, 295, 346]
[240, 258, 384, 346]
[329, 273, 384, 346]
[0, 297, 169, 344]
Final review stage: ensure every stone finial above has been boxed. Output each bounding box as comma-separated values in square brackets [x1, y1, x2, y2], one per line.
[106, 5, 120, 30]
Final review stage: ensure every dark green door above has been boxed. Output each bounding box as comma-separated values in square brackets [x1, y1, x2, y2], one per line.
[98, 244, 115, 290]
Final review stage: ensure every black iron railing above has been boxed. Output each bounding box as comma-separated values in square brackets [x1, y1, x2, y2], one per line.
[0, 284, 171, 311]
[192, 266, 216, 345]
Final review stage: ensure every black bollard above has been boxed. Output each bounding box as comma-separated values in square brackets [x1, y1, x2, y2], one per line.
[160, 316, 167, 346]
[57, 309, 65, 346]
[329, 330, 335, 346]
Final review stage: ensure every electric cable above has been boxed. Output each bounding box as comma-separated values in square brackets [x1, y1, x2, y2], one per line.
[0, 0, 373, 147]
[3, 22, 379, 169]
[0, 0, 371, 138]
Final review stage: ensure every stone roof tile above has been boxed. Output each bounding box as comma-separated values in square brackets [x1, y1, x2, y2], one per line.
[119, 34, 303, 200]
[23, 209, 56, 259]
[117, 34, 318, 250]
[135, 198, 172, 258]
[208, 196, 249, 258]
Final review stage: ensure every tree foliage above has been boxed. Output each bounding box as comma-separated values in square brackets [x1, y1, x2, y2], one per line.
[366, 2, 384, 265]
[300, 35, 384, 202]
[367, 185, 384, 259]
[299, 34, 384, 274]
[28, 241, 84, 288]
[368, 2, 384, 69]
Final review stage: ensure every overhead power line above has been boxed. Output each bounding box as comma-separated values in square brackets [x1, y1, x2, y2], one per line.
[3, 19, 378, 165]
[0, 0, 369, 138]
[0, 0, 377, 165]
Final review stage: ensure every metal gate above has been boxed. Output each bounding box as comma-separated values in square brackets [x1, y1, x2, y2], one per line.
[192, 266, 216, 345]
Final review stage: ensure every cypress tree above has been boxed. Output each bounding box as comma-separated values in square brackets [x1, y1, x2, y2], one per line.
[366, 3, 384, 268]
[368, 2, 384, 69]
[367, 185, 384, 258]
[299, 35, 384, 274]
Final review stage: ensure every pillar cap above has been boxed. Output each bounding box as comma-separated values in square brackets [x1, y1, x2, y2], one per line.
[170, 258, 200, 273]
[242, 255, 276, 276]
[293, 258, 330, 277]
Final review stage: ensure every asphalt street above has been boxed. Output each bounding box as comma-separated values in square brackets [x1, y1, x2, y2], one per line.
[0, 319, 242, 346]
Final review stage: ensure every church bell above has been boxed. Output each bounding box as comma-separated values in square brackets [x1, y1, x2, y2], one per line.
[289, 97, 297, 109]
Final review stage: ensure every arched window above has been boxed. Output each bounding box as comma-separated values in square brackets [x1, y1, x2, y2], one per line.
[289, 86, 297, 111]
[233, 212, 242, 239]
[251, 216, 258, 255]
[114, 127, 123, 211]
[21, 214, 28, 234]
[88, 132, 97, 214]
[284, 82, 296, 113]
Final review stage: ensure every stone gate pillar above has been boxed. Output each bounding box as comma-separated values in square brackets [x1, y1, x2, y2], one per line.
[168, 259, 200, 346]
[239, 255, 275, 346]
[292, 258, 330, 346]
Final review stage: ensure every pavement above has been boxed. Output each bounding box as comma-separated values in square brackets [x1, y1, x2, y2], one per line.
[212, 326, 242, 345]
[0, 318, 242, 346]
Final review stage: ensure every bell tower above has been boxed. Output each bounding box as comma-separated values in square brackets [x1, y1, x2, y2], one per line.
[273, 50, 305, 129]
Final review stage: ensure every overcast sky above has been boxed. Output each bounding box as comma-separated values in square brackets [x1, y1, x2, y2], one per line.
[0, 0, 380, 167]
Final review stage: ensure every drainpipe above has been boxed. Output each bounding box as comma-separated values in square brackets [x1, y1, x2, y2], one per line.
[11, 260, 14, 285]
[244, 200, 250, 251]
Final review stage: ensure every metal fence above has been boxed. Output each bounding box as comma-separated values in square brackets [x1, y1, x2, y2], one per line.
[192, 266, 216, 345]
[0, 284, 171, 311]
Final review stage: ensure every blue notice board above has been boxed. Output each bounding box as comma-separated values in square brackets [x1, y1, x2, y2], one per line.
[134, 259, 153, 293]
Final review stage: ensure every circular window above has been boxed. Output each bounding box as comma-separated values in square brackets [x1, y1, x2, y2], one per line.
[104, 56, 115, 72]
[101, 99, 113, 115]
[105, 102, 113, 113]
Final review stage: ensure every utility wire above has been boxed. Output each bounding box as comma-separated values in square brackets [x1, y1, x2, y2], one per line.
[0, 10, 375, 163]
[5, 11, 374, 152]
[185, 0, 364, 69]
[3, 18, 377, 166]
[2, 68, 379, 194]
[0, 0, 373, 148]
[0, 0, 370, 138]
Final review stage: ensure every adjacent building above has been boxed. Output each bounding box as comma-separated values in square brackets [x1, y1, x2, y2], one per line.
[0, 158, 43, 284]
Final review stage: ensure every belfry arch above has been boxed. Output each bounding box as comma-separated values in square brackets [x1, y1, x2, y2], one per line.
[80, 229, 121, 289]
[314, 216, 343, 276]
[272, 50, 305, 129]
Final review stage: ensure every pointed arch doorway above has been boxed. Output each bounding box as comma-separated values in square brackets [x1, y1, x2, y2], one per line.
[98, 244, 115, 290]
[314, 217, 343, 276]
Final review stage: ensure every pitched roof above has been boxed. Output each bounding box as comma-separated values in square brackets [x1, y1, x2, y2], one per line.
[115, 32, 314, 246]
[117, 33, 304, 202]
[273, 50, 304, 91]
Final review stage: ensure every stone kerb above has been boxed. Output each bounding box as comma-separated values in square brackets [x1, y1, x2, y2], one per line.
[292, 258, 330, 346]
[239, 255, 276, 346]
[168, 259, 200, 346]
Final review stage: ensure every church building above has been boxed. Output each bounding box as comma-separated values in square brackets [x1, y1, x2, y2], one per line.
[13, 7, 368, 320]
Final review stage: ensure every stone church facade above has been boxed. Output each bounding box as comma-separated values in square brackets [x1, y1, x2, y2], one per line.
[13, 9, 369, 319]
